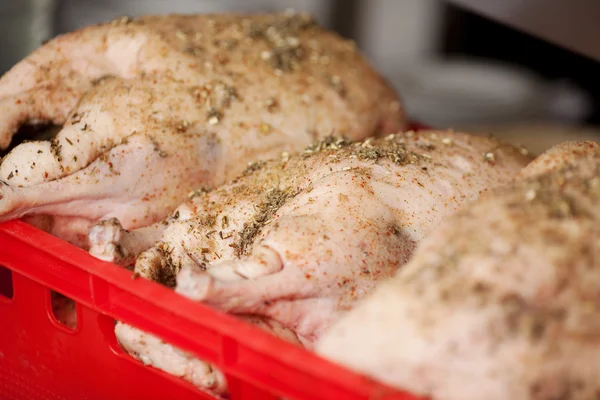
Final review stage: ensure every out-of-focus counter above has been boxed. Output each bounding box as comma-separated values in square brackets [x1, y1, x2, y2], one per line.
[464, 122, 600, 155]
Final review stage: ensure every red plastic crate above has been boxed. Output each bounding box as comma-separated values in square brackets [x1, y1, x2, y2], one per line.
[0, 124, 430, 400]
[0, 220, 425, 400]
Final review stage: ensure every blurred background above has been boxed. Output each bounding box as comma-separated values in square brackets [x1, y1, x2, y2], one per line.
[2, 0, 600, 153]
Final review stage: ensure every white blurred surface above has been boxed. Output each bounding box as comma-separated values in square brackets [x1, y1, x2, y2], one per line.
[56, 0, 334, 33]
[395, 58, 547, 127]
[355, 0, 443, 77]
[393, 57, 592, 128]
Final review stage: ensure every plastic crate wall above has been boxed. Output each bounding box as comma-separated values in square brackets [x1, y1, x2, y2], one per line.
[0, 220, 418, 400]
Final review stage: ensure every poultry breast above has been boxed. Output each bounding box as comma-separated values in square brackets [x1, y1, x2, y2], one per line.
[88, 130, 531, 394]
[316, 141, 600, 400]
[0, 12, 404, 247]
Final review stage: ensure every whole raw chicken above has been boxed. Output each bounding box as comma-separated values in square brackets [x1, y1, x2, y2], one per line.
[316, 141, 600, 400]
[0, 12, 404, 247]
[89, 130, 531, 394]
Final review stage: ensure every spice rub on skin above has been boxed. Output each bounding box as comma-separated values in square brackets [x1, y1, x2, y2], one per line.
[93, 129, 530, 395]
[0, 11, 406, 248]
[317, 140, 600, 400]
[99, 129, 531, 331]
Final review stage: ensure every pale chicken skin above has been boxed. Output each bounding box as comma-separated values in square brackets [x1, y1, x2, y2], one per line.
[116, 315, 302, 396]
[316, 141, 600, 400]
[89, 130, 531, 394]
[0, 12, 404, 247]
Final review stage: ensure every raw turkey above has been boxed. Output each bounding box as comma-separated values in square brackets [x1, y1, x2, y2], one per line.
[89, 130, 531, 394]
[0, 12, 404, 247]
[316, 141, 600, 400]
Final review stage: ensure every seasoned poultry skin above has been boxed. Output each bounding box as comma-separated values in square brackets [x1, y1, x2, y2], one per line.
[95, 130, 532, 342]
[316, 141, 600, 400]
[88, 130, 531, 395]
[0, 12, 404, 247]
